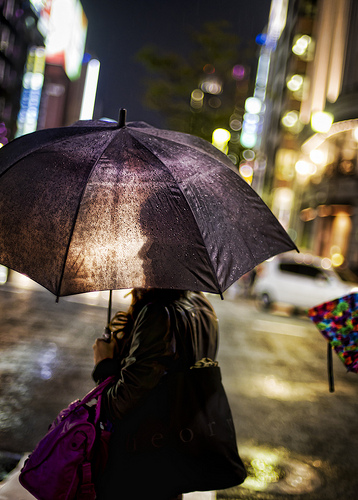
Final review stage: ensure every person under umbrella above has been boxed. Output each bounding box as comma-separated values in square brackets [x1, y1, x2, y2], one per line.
[93, 288, 222, 499]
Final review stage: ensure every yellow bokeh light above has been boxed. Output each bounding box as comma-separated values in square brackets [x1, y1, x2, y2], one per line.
[0, 265, 7, 284]
[239, 164, 253, 184]
[295, 160, 310, 176]
[282, 110, 298, 128]
[212, 128, 230, 143]
[276, 187, 293, 208]
[309, 149, 325, 165]
[191, 89, 204, 101]
[353, 127, 358, 142]
[292, 35, 312, 57]
[331, 253, 344, 267]
[190, 89, 204, 109]
[212, 128, 230, 154]
[287, 74, 303, 92]
[311, 111, 334, 133]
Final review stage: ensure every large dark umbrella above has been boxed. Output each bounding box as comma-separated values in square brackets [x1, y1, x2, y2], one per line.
[0, 110, 296, 308]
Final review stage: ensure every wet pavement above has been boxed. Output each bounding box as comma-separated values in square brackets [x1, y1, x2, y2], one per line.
[0, 275, 358, 499]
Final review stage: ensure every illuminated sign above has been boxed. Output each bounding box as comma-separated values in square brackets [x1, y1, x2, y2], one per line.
[44, 0, 87, 81]
[80, 59, 100, 120]
[266, 0, 288, 48]
[16, 47, 46, 137]
[29, 0, 46, 16]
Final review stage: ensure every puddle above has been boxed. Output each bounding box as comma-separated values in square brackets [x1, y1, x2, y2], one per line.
[219, 444, 322, 496]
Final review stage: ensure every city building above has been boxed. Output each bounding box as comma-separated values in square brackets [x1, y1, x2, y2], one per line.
[0, 0, 44, 144]
[259, 0, 358, 275]
[1, 0, 93, 143]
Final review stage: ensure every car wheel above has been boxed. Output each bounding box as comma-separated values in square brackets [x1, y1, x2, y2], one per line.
[260, 292, 272, 311]
[292, 306, 302, 316]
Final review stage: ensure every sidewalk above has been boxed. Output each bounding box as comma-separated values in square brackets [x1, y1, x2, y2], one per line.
[0, 454, 216, 499]
[0, 455, 32, 500]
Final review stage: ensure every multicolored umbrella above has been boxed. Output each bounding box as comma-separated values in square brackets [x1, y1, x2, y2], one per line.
[308, 293, 358, 391]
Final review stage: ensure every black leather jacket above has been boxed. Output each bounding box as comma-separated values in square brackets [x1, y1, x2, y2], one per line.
[92, 291, 218, 422]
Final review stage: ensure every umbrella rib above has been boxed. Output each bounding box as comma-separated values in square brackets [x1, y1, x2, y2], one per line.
[130, 130, 223, 294]
[130, 125, 237, 171]
[56, 128, 124, 298]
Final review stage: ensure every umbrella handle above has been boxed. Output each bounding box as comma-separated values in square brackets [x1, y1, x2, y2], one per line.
[327, 343, 334, 392]
[117, 108, 126, 128]
[103, 290, 113, 343]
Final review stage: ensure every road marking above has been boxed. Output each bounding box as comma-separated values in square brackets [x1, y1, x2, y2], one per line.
[252, 319, 308, 337]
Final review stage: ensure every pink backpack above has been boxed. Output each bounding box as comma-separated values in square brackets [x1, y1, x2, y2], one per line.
[19, 377, 114, 500]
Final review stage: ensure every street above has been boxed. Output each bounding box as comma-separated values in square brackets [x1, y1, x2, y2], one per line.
[0, 276, 357, 499]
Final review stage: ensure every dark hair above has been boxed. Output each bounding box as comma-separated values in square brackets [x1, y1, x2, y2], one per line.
[111, 289, 189, 357]
[128, 288, 187, 323]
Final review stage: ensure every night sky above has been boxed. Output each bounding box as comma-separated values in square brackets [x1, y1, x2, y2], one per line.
[80, 0, 271, 127]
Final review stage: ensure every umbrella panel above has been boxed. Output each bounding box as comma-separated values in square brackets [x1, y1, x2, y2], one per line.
[0, 133, 112, 295]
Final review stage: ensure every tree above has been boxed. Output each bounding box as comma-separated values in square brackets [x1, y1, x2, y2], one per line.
[136, 21, 256, 147]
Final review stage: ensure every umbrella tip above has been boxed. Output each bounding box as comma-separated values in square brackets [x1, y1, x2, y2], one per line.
[117, 108, 127, 128]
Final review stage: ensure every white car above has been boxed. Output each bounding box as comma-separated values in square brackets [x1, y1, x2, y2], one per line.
[0, 265, 8, 284]
[253, 252, 358, 311]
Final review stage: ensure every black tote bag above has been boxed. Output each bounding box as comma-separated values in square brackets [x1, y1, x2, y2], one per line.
[121, 363, 247, 494]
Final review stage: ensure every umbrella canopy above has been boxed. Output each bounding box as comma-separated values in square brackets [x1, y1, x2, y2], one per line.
[0, 110, 296, 298]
